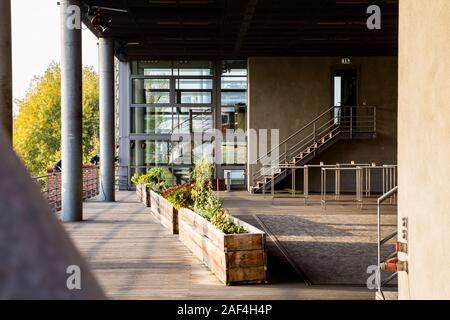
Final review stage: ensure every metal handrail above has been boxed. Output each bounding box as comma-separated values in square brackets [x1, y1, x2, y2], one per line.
[254, 106, 336, 164]
[252, 106, 376, 188]
[171, 111, 213, 134]
[377, 186, 398, 299]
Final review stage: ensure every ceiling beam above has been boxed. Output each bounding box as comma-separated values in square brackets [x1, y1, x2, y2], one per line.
[232, 0, 258, 58]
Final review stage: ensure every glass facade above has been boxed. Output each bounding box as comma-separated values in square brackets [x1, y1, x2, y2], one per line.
[128, 60, 247, 187]
[221, 61, 247, 167]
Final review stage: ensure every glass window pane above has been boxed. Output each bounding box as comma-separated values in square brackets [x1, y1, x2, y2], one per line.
[176, 79, 213, 90]
[173, 61, 213, 76]
[222, 69, 247, 76]
[173, 107, 213, 133]
[221, 91, 247, 106]
[193, 142, 213, 164]
[179, 92, 212, 104]
[131, 61, 173, 76]
[221, 105, 246, 132]
[145, 91, 170, 104]
[224, 170, 246, 185]
[221, 77, 247, 90]
[130, 140, 170, 165]
[131, 107, 173, 134]
[170, 141, 192, 165]
[222, 141, 246, 165]
[132, 79, 170, 104]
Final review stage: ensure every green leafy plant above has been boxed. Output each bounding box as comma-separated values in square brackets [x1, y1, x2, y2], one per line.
[191, 155, 214, 212]
[163, 183, 194, 209]
[131, 173, 140, 186]
[211, 209, 246, 235]
[132, 167, 175, 193]
[190, 155, 246, 235]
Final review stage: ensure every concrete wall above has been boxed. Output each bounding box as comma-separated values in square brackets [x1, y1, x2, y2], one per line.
[397, 0, 450, 299]
[248, 57, 397, 192]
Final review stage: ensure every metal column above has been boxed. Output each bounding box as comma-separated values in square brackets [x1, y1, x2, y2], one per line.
[0, 0, 12, 141]
[60, 0, 83, 222]
[134, 80, 145, 175]
[99, 38, 115, 202]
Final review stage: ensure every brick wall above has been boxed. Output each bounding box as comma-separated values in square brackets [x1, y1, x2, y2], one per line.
[44, 165, 99, 211]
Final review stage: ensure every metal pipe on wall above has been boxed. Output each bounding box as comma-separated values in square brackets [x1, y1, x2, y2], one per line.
[99, 38, 115, 202]
[60, 0, 83, 222]
[0, 0, 12, 141]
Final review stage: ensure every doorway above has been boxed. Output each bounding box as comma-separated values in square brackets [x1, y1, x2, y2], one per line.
[332, 68, 358, 127]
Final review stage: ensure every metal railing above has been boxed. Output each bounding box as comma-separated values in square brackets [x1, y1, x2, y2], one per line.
[377, 186, 398, 299]
[32, 166, 99, 212]
[262, 162, 397, 208]
[252, 106, 376, 187]
[171, 110, 213, 134]
[116, 165, 130, 190]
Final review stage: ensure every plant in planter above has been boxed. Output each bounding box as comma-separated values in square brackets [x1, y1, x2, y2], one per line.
[132, 167, 174, 206]
[137, 167, 174, 193]
[163, 183, 194, 209]
[190, 156, 246, 235]
[177, 157, 266, 285]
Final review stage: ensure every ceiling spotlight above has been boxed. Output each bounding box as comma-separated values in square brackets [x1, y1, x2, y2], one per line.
[87, 7, 112, 33]
[90, 12, 111, 33]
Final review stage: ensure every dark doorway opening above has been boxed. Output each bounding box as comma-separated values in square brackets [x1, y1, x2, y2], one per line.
[333, 68, 358, 127]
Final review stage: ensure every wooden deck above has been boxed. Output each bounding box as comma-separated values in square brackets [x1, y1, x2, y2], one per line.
[64, 191, 376, 300]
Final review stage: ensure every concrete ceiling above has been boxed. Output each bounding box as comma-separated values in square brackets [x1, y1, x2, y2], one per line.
[81, 0, 399, 61]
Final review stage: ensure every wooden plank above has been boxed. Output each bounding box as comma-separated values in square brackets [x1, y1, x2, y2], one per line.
[178, 208, 225, 249]
[178, 207, 267, 285]
[62, 191, 376, 299]
[178, 219, 226, 267]
[150, 191, 178, 234]
[227, 266, 267, 284]
[178, 222, 227, 284]
[225, 233, 265, 252]
[226, 250, 265, 269]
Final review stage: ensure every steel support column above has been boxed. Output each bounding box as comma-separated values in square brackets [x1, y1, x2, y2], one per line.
[60, 0, 82, 222]
[99, 38, 115, 201]
[0, 0, 12, 141]
[134, 80, 145, 175]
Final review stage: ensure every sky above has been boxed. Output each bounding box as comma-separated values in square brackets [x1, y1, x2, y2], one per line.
[11, 0, 99, 115]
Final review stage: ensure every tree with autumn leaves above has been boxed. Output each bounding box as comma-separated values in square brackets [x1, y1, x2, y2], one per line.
[13, 62, 100, 176]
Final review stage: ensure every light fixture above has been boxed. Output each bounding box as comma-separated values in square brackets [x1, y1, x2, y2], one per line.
[90, 12, 111, 33]
[341, 57, 352, 65]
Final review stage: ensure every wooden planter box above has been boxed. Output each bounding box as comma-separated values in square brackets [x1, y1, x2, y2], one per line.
[150, 190, 178, 234]
[136, 184, 151, 207]
[178, 207, 267, 285]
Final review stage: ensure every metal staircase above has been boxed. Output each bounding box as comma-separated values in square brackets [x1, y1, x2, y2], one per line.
[251, 106, 377, 193]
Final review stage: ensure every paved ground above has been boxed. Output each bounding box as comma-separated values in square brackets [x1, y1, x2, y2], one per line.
[64, 192, 377, 299]
[221, 192, 397, 286]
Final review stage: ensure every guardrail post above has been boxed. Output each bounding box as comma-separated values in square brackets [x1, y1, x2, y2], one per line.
[54, 172, 58, 212]
[350, 107, 353, 138]
[374, 106, 377, 133]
